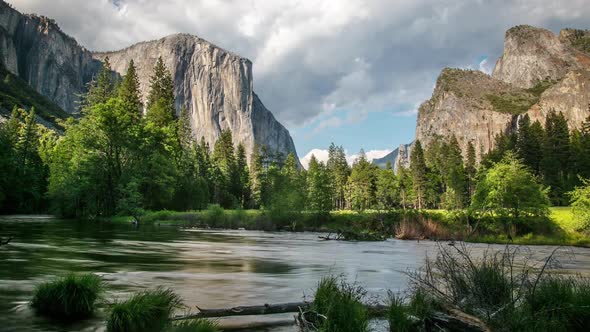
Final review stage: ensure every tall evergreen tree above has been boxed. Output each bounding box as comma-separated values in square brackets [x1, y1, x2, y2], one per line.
[85, 57, 115, 110]
[410, 140, 427, 209]
[118, 59, 143, 121]
[465, 141, 477, 199]
[542, 110, 570, 205]
[327, 143, 350, 209]
[235, 143, 251, 208]
[212, 129, 238, 207]
[307, 155, 333, 216]
[146, 57, 176, 126]
[376, 161, 399, 211]
[348, 150, 377, 211]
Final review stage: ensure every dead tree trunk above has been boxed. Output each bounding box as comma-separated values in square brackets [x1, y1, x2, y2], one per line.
[173, 301, 489, 332]
[173, 302, 311, 320]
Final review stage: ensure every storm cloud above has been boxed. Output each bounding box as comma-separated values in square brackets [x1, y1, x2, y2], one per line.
[9, 0, 590, 130]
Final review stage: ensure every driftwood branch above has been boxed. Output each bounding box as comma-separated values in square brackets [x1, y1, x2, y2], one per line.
[173, 301, 488, 332]
[173, 302, 311, 320]
[0, 236, 12, 246]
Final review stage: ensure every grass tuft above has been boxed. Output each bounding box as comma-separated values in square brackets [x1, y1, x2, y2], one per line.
[107, 287, 183, 332]
[167, 319, 220, 332]
[312, 275, 369, 332]
[30, 273, 104, 321]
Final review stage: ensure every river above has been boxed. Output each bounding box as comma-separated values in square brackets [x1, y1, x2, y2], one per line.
[1, 216, 590, 332]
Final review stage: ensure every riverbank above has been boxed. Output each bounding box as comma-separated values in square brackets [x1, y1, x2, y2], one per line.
[110, 206, 590, 247]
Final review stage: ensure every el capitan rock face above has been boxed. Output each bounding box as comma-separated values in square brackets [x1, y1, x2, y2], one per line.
[0, 1, 101, 113]
[93, 34, 298, 161]
[0, 0, 298, 161]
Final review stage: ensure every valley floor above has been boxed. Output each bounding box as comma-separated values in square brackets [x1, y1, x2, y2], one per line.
[110, 207, 590, 247]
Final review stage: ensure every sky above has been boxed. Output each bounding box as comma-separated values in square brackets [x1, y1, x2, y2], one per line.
[8, 0, 590, 166]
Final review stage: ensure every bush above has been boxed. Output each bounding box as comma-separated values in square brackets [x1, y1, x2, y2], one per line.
[312, 276, 369, 332]
[387, 290, 438, 332]
[167, 319, 220, 332]
[30, 273, 104, 320]
[204, 204, 226, 227]
[387, 293, 415, 332]
[107, 287, 183, 332]
[523, 276, 590, 331]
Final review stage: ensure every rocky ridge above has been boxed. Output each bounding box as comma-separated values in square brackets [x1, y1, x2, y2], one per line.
[0, 1, 298, 161]
[381, 25, 590, 169]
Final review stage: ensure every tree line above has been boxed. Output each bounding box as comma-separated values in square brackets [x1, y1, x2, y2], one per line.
[1, 57, 590, 220]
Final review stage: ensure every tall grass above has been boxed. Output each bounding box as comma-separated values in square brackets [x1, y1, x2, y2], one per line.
[107, 287, 183, 332]
[311, 276, 369, 332]
[167, 319, 220, 332]
[406, 243, 590, 331]
[30, 273, 103, 320]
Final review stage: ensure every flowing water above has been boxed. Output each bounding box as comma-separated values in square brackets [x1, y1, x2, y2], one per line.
[1, 216, 590, 332]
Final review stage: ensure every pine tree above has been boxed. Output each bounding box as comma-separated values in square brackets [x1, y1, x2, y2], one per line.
[235, 143, 251, 208]
[542, 110, 570, 205]
[85, 57, 115, 110]
[348, 150, 377, 211]
[465, 141, 477, 199]
[212, 129, 238, 207]
[146, 57, 176, 126]
[441, 136, 466, 209]
[376, 161, 399, 211]
[327, 143, 350, 209]
[118, 59, 142, 121]
[410, 140, 427, 209]
[307, 155, 333, 216]
[516, 115, 543, 175]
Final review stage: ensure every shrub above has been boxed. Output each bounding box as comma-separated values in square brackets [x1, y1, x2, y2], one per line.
[30, 273, 104, 321]
[204, 204, 226, 227]
[167, 319, 220, 332]
[387, 293, 414, 332]
[523, 276, 590, 331]
[311, 276, 369, 332]
[569, 178, 590, 231]
[107, 287, 183, 332]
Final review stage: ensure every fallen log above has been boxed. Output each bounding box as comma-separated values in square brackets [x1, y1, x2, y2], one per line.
[173, 301, 311, 320]
[174, 301, 489, 332]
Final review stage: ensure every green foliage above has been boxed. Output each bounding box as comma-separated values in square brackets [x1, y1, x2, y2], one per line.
[146, 57, 176, 127]
[307, 155, 334, 217]
[0, 107, 47, 213]
[472, 152, 550, 221]
[0, 63, 69, 128]
[542, 110, 571, 205]
[168, 319, 220, 332]
[119, 59, 143, 122]
[387, 293, 415, 332]
[376, 162, 399, 211]
[348, 150, 378, 211]
[410, 140, 427, 209]
[569, 178, 590, 231]
[486, 92, 537, 115]
[327, 143, 350, 210]
[312, 276, 369, 332]
[31, 273, 103, 320]
[107, 287, 183, 332]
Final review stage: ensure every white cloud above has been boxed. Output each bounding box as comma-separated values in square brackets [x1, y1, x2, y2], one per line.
[478, 57, 494, 74]
[9, 0, 590, 129]
[300, 148, 392, 169]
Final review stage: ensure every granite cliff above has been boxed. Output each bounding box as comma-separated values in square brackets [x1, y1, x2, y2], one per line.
[0, 1, 298, 161]
[380, 25, 590, 169]
[93, 34, 297, 160]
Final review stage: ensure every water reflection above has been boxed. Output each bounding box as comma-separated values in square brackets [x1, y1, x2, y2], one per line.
[1, 217, 589, 332]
